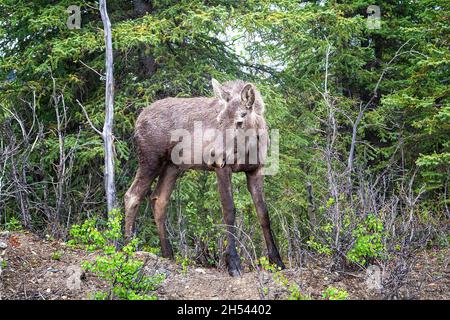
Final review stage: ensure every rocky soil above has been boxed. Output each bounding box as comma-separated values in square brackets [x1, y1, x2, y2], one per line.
[0, 231, 448, 300]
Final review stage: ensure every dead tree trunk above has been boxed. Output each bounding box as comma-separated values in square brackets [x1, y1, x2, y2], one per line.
[99, 0, 116, 213]
[306, 182, 317, 232]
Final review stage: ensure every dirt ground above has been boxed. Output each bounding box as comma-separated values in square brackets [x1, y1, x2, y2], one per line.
[0, 231, 448, 300]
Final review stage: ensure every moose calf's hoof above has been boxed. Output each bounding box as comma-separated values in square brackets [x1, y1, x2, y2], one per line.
[228, 268, 242, 277]
[225, 253, 242, 277]
[161, 251, 174, 260]
[269, 252, 286, 270]
[277, 261, 286, 270]
[270, 259, 286, 270]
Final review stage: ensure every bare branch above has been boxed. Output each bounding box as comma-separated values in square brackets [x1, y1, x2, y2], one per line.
[76, 99, 104, 137]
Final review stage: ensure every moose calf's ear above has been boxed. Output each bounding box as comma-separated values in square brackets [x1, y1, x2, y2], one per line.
[241, 83, 256, 109]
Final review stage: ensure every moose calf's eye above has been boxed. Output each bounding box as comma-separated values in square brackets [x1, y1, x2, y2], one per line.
[241, 112, 247, 117]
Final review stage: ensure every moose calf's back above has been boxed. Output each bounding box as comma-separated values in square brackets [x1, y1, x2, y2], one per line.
[135, 97, 223, 159]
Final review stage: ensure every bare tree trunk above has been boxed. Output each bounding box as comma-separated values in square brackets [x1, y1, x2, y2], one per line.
[10, 155, 30, 228]
[306, 182, 317, 232]
[50, 73, 67, 235]
[5, 114, 31, 228]
[100, 0, 116, 213]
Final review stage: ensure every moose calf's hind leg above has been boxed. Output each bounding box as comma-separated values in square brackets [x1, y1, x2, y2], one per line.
[124, 166, 157, 240]
[151, 164, 178, 259]
[216, 167, 242, 277]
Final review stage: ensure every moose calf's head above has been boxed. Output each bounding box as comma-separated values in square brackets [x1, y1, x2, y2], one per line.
[212, 78, 265, 129]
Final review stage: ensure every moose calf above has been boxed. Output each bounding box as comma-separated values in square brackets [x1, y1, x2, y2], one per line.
[125, 79, 285, 276]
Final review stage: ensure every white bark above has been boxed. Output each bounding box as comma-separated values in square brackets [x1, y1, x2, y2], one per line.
[100, 0, 116, 213]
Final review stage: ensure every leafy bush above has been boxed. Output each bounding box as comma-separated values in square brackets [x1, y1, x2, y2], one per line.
[51, 250, 63, 261]
[67, 217, 106, 251]
[5, 217, 22, 231]
[307, 235, 332, 256]
[322, 287, 349, 300]
[258, 257, 311, 300]
[68, 209, 165, 300]
[346, 214, 386, 266]
[175, 254, 193, 275]
[82, 239, 165, 300]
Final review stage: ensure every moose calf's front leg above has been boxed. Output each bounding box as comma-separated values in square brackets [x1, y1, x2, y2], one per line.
[216, 167, 242, 277]
[246, 169, 285, 270]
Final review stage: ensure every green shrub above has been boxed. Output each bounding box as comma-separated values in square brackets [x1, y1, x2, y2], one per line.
[307, 235, 332, 255]
[68, 209, 165, 300]
[346, 214, 386, 266]
[83, 238, 165, 300]
[5, 217, 22, 231]
[51, 250, 63, 261]
[258, 257, 311, 300]
[175, 254, 193, 275]
[322, 287, 349, 300]
[141, 245, 161, 255]
[67, 217, 106, 251]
